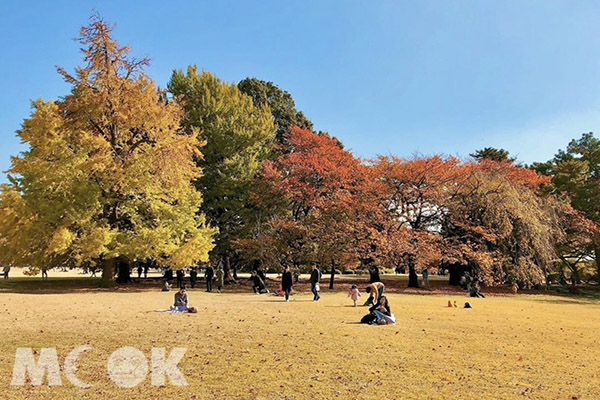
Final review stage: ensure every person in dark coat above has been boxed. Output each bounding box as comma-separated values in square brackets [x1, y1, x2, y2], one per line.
[309, 264, 321, 301]
[176, 268, 184, 288]
[256, 268, 266, 284]
[189, 267, 198, 289]
[281, 266, 293, 302]
[137, 265, 143, 279]
[205, 265, 215, 292]
[250, 270, 267, 294]
[164, 267, 173, 283]
[143, 264, 149, 279]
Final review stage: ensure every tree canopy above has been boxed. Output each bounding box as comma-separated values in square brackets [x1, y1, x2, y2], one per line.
[0, 15, 215, 283]
[1, 13, 597, 288]
[168, 67, 275, 278]
[238, 78, 313, 143]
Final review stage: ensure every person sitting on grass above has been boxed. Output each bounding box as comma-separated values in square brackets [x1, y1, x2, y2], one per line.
[273, 284, 285, 297]
[369, 296, 395, 325]
[172, 286, 197, 313]
[157, 286, 197, 313]
[363, 281, 385, 306]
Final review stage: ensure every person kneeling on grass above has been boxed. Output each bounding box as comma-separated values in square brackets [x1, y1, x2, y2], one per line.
[250, 270, 269, 294]
[369, 296, 395, 325]
[469, 279, 486, 298]
[363, 282, 385, 306]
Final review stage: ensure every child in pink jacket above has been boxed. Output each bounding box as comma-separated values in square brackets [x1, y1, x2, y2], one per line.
[347, 285, 361, 307]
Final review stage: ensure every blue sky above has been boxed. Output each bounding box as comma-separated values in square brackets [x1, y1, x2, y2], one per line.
[1, 1, 600, 181]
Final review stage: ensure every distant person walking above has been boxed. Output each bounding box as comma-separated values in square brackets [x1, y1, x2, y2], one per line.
[205, 265, 215, 292]
[281, 266, 293, 302]
[364, 282, 385, 306]
[41, 267, 48, 280]
[310, 264, 321, 301]
[3, 265, 10, 279]
[347, 284, 361, 307]
[137, 265, 143, 279]
[143, 265, 149, 279]
[215, 266, 224, 293]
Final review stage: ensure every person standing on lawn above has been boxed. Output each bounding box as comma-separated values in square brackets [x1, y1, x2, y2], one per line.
[215, 265, 224, 293]
[421, 267, 430, 290]
[281, 266, 293, 302]
[3, 265, 10, 279]
[189, 267, 198, 289]
[310, 264, 321, 301]
[205, 264, 215, 292]
[176, 268, 184, 288]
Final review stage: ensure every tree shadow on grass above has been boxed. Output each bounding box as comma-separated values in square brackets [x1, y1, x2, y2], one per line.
[0, 277, 149, 294]
[530, 297, 600, 305]
[324, 305, 362, 308]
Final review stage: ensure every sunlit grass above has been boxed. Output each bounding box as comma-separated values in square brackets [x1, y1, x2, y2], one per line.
[1, 286, 599, 399]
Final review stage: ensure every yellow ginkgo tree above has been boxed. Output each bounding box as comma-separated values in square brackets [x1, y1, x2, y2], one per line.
[0, 14, 215, 284]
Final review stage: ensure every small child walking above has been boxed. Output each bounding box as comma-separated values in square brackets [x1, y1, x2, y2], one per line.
[347, 285, 361, 307]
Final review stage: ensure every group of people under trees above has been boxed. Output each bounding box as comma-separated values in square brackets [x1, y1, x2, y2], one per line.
[162, 264, 225, 293]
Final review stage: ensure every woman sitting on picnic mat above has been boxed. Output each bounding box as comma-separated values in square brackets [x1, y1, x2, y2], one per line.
[158, 286, 198, 313]
[365, 295, 396, 325]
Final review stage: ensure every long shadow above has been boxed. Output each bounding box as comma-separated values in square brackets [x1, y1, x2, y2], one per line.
[0, 277, 152, 294]
[324, 305, 365, 308]
[530, 297, 600, 305]
[257, 299, 315, 303]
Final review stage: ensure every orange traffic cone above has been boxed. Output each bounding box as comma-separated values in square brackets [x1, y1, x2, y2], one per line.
[447, 300, 453, 307]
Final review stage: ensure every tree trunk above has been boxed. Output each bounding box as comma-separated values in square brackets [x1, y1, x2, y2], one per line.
[100, 258, 116, 287]
[329, 259, 336, 290]
[448, 263, 463, 286]
[595, 246, 600, 284]
[223, 254, 234, 283]
[407, 263, 419, 288]
[115, 259, 131, 284]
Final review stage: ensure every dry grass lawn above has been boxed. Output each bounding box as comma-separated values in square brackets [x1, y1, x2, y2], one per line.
[0, 282, 599, 399]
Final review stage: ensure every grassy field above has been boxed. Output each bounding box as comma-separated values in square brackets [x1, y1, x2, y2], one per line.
[1, 276, 599, 399]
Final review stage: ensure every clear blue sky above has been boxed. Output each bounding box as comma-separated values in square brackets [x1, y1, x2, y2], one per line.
[2, 0, 600, 181]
